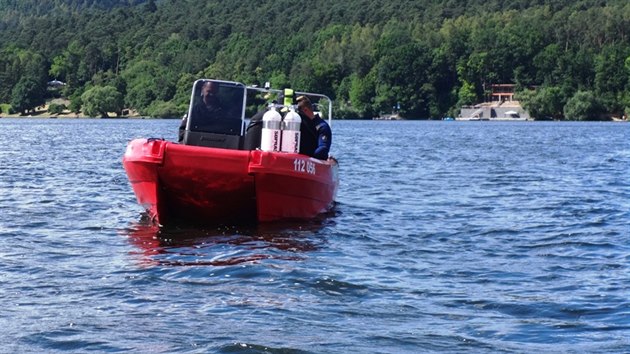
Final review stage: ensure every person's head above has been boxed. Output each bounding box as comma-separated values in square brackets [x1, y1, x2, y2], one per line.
[297, 95, 314, 119]
[201, 81, 219, 97]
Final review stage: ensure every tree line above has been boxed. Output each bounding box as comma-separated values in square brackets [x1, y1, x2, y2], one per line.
[0, 0, 629, 120]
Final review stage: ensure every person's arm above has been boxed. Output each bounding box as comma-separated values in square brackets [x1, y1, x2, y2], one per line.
[311, 115, 331, 160]
[178, 114, 187, 143]
[243, 110, 264, 150]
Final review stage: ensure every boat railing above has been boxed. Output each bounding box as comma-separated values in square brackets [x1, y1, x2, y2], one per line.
[182, 79, 333, 150]
[246, 86, 333, 127]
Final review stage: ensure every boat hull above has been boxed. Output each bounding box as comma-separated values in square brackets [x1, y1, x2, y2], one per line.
[123, 138, 338, 225]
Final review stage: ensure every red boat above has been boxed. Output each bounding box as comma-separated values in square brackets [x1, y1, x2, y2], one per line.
[123, 79, 339, 226]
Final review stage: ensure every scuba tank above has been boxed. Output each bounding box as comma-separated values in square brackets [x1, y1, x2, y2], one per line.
[260, 106, 282, 152]
[281, 107, 301, 153]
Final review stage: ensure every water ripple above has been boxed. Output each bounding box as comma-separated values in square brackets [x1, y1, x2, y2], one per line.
[1, 119, 629, 352]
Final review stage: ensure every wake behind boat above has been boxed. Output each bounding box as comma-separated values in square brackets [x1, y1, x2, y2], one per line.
[123, 79, 339, 226]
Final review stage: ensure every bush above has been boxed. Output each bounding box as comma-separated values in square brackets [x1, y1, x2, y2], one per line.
[0, 103, 11, 114]
[563, 91, 608, 121]
[81, 85, 124, 117]
[48, 103, 66, 115]
[517, 86, 565, 120]
[68, 92, 82, 114]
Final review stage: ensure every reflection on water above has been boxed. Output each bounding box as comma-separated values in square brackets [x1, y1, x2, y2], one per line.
[123, 212, 334, 266]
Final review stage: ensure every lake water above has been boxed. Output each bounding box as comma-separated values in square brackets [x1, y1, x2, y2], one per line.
[1, 118, 628, 353]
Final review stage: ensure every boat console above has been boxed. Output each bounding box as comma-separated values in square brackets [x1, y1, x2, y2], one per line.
[182, 79, 246, 149]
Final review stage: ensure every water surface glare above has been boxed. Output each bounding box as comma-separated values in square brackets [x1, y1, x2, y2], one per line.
[1, 119, 629, 353]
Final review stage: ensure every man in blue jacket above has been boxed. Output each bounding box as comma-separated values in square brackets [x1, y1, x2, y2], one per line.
[296, 95, 331, 160]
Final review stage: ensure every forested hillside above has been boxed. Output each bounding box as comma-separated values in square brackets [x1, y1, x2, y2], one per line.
[1, 0, 629, 119]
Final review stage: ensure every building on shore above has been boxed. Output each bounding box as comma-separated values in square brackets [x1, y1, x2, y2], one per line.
[458, 84, 531, 121]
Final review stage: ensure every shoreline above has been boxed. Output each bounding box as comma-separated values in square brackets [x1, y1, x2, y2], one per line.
[0, 103, 168, 119]
[0, 111, 178, 119]
[0, 114, 158, 119]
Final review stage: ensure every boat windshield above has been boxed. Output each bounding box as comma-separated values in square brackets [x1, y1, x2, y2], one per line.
[187, 79, 246, 136]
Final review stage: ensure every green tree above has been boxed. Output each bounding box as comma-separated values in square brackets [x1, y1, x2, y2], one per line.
[457, 80, 477, 107]
[122, 59, 174, 112]
[81, 85, 124, 117]
[49, 41, 90, 95]
[533, 44, 564, 85]
[0, 47, 47, 103]
[49, 53, 72, 82]
[372, 22, 434, 118]
[10, 76, 46, 114]
[348, 73, 376, 118]
[594, 44, 630, 115]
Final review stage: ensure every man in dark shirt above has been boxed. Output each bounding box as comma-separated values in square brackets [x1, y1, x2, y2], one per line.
[243, 94, 332, 160]
[296, 95, 332, 160]
[179, 80, 244, 142]
[191, 81, 223, 121]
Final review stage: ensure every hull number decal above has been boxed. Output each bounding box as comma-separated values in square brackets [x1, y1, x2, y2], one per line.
[294, 159, 316, 175]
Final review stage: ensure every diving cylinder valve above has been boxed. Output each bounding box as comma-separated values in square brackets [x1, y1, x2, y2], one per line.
[281, 107, 301, 153]
[261, 106, 282, 152]
[283, 88, 294, 107]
